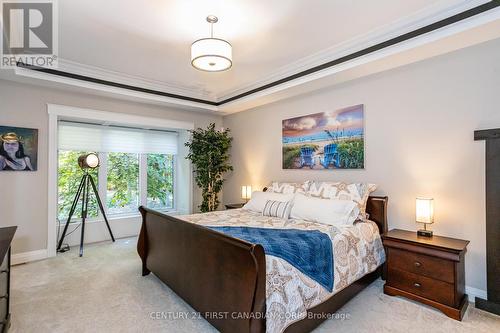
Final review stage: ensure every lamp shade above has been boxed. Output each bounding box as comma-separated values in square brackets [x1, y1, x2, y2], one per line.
[241, 185, 252, 200]
[416, 198, 434, 224]
[191, 38, 232, 72]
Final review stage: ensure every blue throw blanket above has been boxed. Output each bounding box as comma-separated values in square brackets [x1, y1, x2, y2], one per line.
[208, 226, 334, 291]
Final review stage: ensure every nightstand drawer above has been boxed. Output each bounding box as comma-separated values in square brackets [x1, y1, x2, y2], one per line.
[388, 268, 455, 306]
[387, 247, 454, 284]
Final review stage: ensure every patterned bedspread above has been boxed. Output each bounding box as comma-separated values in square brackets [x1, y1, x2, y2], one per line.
[178, 209, 386, 333]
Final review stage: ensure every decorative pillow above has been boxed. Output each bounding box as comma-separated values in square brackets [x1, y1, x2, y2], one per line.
[243, 191, 294, 213]
[306, 182, 377, 220]
[290, 193, 359, 226]
[266, 181, 310, 194]
[262, 200, 293, 219]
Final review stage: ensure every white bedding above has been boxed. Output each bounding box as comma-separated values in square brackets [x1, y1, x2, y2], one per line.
[179, 208, 386, 333]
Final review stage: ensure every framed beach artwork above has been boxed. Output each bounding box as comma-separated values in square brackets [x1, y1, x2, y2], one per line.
[0, 125, 38, 171]
[282, 104, 364, 170]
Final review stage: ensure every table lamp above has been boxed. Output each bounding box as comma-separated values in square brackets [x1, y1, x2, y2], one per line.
[241, 185, 252, 203]
[416, 197, 434, 237]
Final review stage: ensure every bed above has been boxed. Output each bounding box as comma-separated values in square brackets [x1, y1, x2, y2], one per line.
[137, 193, 387, 333]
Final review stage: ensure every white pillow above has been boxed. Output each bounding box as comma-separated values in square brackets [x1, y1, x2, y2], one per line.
[243, 191, 294, 213]
[306, 182, 377, 221]
[290, 193, 360, 226]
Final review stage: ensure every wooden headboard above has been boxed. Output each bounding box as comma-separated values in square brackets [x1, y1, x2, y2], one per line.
[366, 196, 388, 235]
[262, 187, 388, 235]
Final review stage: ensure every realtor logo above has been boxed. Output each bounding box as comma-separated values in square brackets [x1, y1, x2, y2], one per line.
[1, 0, 58, 68]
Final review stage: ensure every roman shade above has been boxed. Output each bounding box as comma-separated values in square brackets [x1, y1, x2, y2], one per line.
[58, 121, 178, 154]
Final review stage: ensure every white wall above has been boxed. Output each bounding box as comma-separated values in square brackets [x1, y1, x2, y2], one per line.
[223, 38, 500, 292]
[0, 80, 222, 255]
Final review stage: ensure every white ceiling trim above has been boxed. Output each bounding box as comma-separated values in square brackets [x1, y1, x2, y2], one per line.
[47, 103, 195, 130]
[14, 66, 219, 112]
[56, 59, 216, 101]
[7, 1, 499, 114]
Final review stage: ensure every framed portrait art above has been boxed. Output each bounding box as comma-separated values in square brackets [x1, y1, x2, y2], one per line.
[0, 125, 38, 171]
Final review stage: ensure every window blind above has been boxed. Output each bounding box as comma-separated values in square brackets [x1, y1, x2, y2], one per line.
[58, 121, 178, 154]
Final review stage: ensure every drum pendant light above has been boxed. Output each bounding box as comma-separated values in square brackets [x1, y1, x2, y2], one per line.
[191, 15, 232, 72]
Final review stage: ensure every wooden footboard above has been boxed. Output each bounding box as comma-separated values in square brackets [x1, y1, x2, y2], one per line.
[138, 207, 266, 333]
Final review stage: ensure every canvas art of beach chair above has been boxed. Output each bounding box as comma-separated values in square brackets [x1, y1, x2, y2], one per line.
[299, 146, 315, 168]
[320, 144, 339, 168]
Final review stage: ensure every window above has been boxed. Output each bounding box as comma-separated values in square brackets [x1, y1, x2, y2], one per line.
[57, 121, 178, 223]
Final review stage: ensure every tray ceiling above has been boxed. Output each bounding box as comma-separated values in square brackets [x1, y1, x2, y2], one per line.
[56, 0, 489, 101]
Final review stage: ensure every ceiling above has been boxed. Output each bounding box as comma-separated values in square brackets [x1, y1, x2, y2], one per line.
[55, 0, 490, 101]
[2, 0, 499, 113]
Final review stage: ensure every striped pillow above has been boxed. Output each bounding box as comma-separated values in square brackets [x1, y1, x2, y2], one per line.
[262, 200, 292, 219]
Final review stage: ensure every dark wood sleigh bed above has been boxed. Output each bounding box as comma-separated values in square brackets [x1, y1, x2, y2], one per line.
[137, 195, 388, 333]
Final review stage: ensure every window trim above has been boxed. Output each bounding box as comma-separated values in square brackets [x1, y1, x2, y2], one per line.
[48, 103, 194, 258]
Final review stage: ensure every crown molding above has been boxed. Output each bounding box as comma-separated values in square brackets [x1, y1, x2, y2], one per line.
[56, 59, 217, 102]
[8, 1, 499, 114]
[216, 0, 489, 101]
[13, 64, 220, 112]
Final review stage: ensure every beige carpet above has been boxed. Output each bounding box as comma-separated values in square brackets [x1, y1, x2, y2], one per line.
[10, 238, 500, 333]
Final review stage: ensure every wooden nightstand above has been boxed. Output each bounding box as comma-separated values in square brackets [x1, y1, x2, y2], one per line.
[225, 203, 245, 210]
[382, 229, 469, 320]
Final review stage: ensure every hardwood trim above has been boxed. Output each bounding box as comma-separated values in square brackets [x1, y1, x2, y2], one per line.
[384, 285, 468, 321]
[1, 313, 10, 333]
[475, 297, 500, 315]
[474, 127, 500, 314]
[474, 128, 500, 141]
[484, 139, 500, 303]
[16, 2, 500, 107]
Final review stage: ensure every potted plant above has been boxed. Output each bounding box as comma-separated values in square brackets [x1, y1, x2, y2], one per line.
[185, 123, 233, 212]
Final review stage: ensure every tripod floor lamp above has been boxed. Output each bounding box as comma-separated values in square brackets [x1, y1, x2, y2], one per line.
[57, 153, 115, 256]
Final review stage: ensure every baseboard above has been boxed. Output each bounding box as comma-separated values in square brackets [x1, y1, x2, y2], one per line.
[466, 285, 487, 303]
[12, 249, 48, 265]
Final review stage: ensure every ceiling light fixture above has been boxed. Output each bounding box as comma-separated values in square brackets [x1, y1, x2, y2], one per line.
[191, 15, 232, 72]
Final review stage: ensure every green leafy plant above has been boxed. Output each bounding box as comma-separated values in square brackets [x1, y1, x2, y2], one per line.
[185, 123, 233, 212]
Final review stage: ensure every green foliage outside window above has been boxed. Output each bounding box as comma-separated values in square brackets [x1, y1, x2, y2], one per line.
[58, 151, 175, 222]
[106, 153, 139, 215]
[58, 150, 99, 221]
[147, 154, 174, 209]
